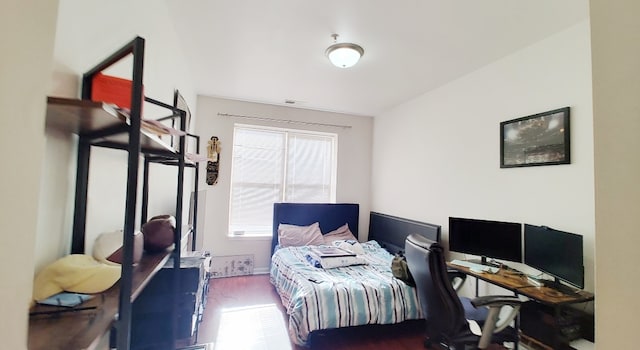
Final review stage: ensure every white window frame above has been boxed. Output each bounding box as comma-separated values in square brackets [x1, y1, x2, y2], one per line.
[227, 123, 338, 237]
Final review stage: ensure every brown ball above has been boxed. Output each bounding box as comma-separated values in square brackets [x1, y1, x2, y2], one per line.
[141, 216, 176, 252]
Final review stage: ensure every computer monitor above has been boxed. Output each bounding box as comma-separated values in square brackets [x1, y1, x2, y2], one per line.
[448, 217, 522, 265]
[524, 224, 584, 289]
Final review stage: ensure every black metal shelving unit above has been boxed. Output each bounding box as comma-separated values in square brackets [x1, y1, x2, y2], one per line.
[138, 98, 202, 350]
[29, 36, 201, 350]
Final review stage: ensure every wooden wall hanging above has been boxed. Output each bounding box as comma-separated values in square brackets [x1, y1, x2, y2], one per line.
[206, 136, 221, 185]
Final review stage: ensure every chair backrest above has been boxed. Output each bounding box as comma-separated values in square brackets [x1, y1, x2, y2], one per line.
[405, 233, 469, 342]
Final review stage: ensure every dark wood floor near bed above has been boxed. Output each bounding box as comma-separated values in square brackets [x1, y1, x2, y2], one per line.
[197, 275, 509, 350]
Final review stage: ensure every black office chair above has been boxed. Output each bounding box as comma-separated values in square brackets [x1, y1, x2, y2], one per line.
[405, 233, 522, 350]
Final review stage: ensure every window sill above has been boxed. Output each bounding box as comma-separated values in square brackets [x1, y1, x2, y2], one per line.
[226, 234, 272, 241]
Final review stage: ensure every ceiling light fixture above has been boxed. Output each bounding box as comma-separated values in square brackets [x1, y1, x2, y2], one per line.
[325, 34, 364, 68]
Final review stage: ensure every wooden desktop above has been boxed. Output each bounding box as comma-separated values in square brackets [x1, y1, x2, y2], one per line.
[447, 263, 594, 305]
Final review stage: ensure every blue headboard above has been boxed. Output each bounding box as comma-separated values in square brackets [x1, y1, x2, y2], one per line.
[271, 203, 359, 255]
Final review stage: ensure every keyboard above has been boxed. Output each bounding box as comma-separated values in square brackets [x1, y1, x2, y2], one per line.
[450, 259, 499, 274]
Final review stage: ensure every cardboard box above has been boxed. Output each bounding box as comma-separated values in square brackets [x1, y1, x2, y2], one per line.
[91, 72, 143, 110]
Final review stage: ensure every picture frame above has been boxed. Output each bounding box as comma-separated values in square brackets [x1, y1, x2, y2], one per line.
[173, 89, 191, 133]
[500, 107, 570, 168]
[170, 89, 192, 149]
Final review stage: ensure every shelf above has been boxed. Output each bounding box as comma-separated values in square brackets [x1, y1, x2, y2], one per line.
[28, 251, 171, 350]
[36, 37, 200, 350]
[46, 97, 180, 157]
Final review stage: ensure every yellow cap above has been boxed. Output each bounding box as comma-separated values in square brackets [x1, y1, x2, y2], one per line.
[33, 254, 121, 302]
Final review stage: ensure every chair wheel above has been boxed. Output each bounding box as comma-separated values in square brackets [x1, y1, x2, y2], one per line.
[423, 337, 433, 348]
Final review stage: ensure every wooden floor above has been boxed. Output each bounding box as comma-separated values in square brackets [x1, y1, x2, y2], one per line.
[195, 274, 510, 350]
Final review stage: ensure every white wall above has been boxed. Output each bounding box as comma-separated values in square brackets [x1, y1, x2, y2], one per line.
[372, 21, 596, 293]
[38, 0, 197, 271]
[0, 1, 58, 348]
[590, 0, 640, 347]
[16, 2, 635, 348]
[195, 96, 373, 273]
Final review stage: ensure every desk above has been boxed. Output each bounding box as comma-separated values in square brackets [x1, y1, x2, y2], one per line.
[447, 263, 594, 305]
[447, 263, 594, 349]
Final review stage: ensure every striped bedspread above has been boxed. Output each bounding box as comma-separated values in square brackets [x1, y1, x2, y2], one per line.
[269, 241, 422, 345]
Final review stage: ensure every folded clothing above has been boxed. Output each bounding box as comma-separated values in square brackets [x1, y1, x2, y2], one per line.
[331, 239, 365, 255]
[305, 252, 367, 269]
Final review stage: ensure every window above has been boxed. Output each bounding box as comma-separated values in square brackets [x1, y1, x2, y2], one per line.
[228, 124, 337, 236]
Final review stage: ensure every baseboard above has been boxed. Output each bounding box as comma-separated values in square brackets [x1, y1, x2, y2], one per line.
[177, 343, 214, 350]
[569, 339, 594, 350]
[253, 267, 269, 275]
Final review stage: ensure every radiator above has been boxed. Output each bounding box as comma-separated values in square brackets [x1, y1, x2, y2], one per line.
[210, 254, 254, 278]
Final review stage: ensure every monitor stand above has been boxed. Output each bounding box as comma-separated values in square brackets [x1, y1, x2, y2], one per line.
[468, 256, 501, 268]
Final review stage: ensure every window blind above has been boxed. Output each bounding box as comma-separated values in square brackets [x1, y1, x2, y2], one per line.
[229, 125, 337, 236]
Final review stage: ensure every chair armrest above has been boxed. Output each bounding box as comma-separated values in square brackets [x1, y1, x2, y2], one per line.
[447, 268, 466, 279]
[447, 269, 467, 291]
[471, 295, 522, 308]
[472, 295, 522, 349]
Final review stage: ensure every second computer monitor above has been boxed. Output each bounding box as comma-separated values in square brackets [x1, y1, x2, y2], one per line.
[524, 224, 584, 289]
[449, 217, 522, 264]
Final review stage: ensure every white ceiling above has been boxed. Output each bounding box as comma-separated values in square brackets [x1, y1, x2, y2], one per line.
[167, 0, 589, 117]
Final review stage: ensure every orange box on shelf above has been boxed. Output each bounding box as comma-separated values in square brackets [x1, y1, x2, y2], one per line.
[91, 72, 144, 111]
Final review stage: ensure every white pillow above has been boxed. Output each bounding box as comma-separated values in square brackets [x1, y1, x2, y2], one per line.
[323, 223, 357, 244]
[278, 222, 325, 247]
[93, 229, 143, 266]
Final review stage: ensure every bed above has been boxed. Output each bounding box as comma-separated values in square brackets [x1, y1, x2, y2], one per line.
[269, 203, 441, 346]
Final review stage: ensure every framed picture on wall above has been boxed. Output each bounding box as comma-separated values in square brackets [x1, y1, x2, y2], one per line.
[500, 107, 570, 168]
